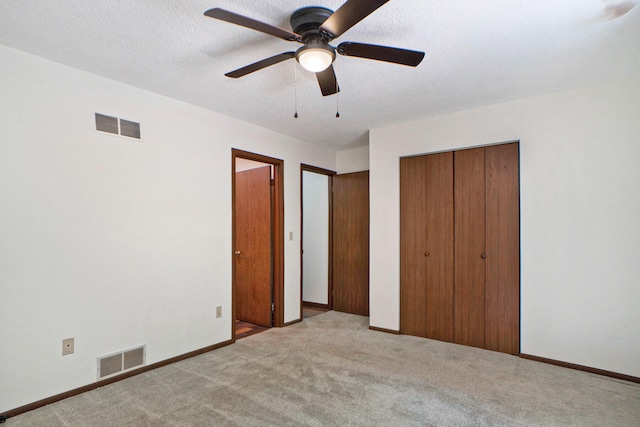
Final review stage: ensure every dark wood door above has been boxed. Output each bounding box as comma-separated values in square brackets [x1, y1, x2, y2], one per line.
[454, 148, 486, 348]
[400, 156, 428, 336]
[235, 166, 272, 327]
[332, 171, 369, 316]
[484, 143, 520, 354]
[423, 153, 455, 342]
[400, 153, 454, 342]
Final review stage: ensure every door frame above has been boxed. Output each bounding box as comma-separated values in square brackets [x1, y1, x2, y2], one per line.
[232, 149, 285, 342]
[300, 164, 336, 319]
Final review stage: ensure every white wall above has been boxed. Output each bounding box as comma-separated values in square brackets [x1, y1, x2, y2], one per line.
[336, 145, 369, 173]
[369, 76, 640, 377]
[302, 171, 329, 305]
[0, 45, 336, 412]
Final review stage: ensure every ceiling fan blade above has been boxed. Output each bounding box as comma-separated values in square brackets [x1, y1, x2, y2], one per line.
[319, 0, 389, 39]
[337, 42, 425, 67]
[316, 65, 340, 96]
[205, 8, 301, 42]
[225, 52, 296, 78]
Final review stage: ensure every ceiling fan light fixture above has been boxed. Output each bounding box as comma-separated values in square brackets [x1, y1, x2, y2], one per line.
[296, 44, 335, 73]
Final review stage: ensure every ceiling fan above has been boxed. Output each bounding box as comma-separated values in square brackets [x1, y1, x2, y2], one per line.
[204, 0, 425, 97]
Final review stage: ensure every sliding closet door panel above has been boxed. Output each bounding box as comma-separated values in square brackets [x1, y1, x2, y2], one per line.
[424, 152, 455, 342]
[485, 143, 520, 354]
[400, 156, 428, 336]
[454, 148, 486, 348]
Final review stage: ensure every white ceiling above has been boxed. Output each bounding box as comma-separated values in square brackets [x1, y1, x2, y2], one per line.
[1, 1, 638, 149]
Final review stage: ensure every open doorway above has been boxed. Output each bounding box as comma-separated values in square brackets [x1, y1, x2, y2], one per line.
[300, 164, 335, 319]
[232, 149, 284, 341]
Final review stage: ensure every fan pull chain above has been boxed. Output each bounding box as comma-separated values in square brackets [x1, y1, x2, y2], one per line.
[294, 62, 299, 119]
[336, 90, 340, 118]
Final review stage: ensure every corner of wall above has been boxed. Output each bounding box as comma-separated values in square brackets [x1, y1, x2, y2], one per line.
[336, 145, 370, 174]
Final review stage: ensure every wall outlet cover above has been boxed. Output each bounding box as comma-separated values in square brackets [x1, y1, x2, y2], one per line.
[216, 306, 222, 318]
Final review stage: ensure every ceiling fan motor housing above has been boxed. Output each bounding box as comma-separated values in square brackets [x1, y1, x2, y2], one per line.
[290, 6, 334, 41]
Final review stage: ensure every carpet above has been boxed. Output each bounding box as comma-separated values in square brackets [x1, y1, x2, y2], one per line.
[8, 311, 640, 426]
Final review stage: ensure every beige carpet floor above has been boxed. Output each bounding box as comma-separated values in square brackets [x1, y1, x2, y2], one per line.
[8, 311, 640, 426]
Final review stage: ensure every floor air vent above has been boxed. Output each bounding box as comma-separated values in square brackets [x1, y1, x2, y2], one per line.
[97, 345, 146, 379]
[95, 113, 141, 140]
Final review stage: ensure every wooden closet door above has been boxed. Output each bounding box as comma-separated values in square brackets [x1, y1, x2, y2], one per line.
[400, 153, 454, 341]
[454, 148, 486, 348]
[400, 156, 428, 336]
[424, 153, 455, 342]
[485, 143, 520, 354]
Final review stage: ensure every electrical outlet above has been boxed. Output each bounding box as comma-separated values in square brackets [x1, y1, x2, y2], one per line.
[216, 306, 222, 318]
[62, 338, 74, 356]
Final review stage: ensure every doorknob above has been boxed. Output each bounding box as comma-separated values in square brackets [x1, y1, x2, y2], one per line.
[234, 251, 241, 256]
[481, 253, 486, 259]
[424, 252, 430, 257]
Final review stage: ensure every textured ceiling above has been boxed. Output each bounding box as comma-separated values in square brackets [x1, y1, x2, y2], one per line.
[1, 1, 639, 148]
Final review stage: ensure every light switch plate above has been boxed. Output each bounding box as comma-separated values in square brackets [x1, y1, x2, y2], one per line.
[216, 306, 222, 318]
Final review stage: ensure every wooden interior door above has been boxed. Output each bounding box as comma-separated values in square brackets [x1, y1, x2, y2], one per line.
[400, 156, 428, 336]
[332, 171, 369, 316]
[484, 143, 520, 354]
[454, 148, 486, 348]
[423, 152, 455, 342]
[235, 166, 272, 327]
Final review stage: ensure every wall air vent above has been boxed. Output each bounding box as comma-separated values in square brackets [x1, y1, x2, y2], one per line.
[119, 119, 141, 139]
[97, 345, 146, 379]
[95, 113, 119, 135]
[95, 113, 141, 140]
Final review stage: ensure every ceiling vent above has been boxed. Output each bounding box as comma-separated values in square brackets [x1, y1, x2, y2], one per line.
[97, 345, 146, 379]
[95, 113, 141, 140]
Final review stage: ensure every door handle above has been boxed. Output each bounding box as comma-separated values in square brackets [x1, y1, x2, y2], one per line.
[424, 252, 430, 257]
[234, 251, 241, 256]
[481, 253, 486, 259]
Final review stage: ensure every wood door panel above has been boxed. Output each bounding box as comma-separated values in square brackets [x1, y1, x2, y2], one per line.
[400, 156, 427, 336]
[424, 152, 455, 342]
[333, 171, 369, 316]
[235, 166, 272, 327]
[454, 148, 486, 348]
[399, 143, 519, 354]
[485, 143, 520, 354]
